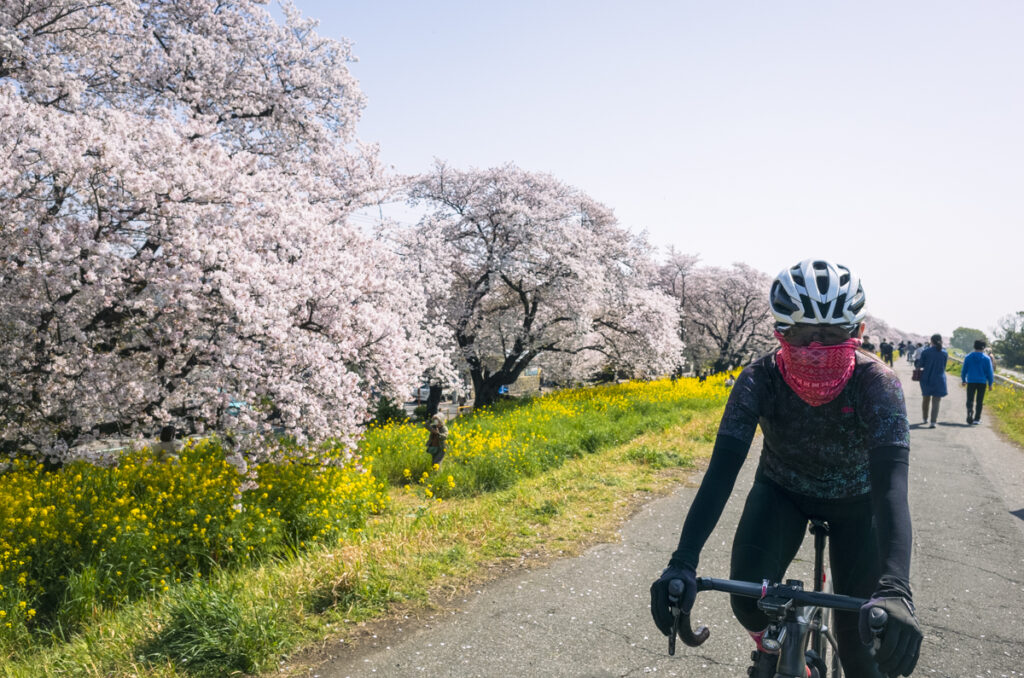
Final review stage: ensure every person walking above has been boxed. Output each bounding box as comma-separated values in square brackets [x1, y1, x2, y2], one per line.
[915, 334, 948, 428]
[880, 339, 894, 367]
[650, 259, 921, 677]
[961, 340, 994, 425]
[985, 347, 998, 374]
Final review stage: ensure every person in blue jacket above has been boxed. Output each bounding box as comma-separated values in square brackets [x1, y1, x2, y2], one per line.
[915, 334, 948, 428]
[960, 340, 994, 425]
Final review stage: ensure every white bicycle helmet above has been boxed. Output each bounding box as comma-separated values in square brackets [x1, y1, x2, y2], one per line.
[770, 259, 866, 333]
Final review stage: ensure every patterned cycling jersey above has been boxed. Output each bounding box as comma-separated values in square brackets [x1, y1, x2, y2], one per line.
[717, 349, 910, 499]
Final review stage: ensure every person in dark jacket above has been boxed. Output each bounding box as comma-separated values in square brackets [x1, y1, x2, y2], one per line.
[880, 339, 894, 367]
[650, 260, 922, 678]
[915, 334, 948, 428]
[960, 340, 994, 425]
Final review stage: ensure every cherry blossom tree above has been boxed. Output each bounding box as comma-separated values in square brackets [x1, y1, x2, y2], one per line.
[862, 314, 923, 348]
[404, 162, 682, 408]
[657, 248, 701, 372]
[660, 261, 775, 373]
[0, 1, 438, 461]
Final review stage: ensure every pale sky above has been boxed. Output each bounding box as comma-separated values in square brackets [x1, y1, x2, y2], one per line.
[287, 1, 1023, 338]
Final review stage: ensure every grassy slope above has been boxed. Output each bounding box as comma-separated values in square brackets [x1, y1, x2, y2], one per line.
[2, 410, 720, 678]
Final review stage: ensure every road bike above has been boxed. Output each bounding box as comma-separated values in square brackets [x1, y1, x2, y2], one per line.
[666, 520, 886, 678]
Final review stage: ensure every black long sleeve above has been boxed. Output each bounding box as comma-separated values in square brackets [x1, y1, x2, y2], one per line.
[668, 433, 750, 570]
[868, 444, 913, 587]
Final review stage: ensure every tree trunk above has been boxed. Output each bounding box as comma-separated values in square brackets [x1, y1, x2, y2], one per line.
[712, 356, 731, 374]
[425, 384, 443, 417]
[471, 373, 504, 409]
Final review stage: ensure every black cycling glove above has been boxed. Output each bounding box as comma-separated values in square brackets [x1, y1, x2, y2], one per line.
[649, 565, 697, 636]
[859, 577, 922, 676]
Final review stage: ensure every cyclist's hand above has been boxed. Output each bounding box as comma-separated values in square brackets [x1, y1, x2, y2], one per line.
[859, 595, 922, 676]
[649, 565, 696, 636]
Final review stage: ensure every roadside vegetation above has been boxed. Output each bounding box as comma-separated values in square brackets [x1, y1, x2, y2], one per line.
[989, 386, 1024, 449]
[1, 376, 729, 677]
[944, 353, 1024, 447]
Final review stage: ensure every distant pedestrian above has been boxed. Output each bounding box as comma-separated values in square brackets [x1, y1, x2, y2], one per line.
[915, 334, 948, 428]
[861, 335, 876, 353]
[961, 339, 994, 425]
[426, 412, 449, 466]
[154, 425, 180, 461]
[880, 339, 894, 367]
[724, 374, 736, 388]
[911, 342, 925, 364]
[985, 347, 998, 374]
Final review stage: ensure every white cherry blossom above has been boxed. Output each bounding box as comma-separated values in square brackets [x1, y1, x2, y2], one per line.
[0, 1, 435, 461]
[405, 162, 683, 407]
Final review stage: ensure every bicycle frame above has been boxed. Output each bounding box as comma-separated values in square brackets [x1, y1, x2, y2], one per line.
[808, 519, 839, 676]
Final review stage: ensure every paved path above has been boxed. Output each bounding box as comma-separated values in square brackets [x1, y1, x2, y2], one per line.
[310, 359, 1024, 678]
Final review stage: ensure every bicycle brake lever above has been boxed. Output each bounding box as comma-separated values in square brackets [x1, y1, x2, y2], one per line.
[868, 606, 888, 653]
[667, 579, 683, 655]
[665, 578, 710, 654]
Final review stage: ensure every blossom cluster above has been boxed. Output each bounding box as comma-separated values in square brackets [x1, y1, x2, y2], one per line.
[0, 438, 386, 650]
[1, 0, 438, 461]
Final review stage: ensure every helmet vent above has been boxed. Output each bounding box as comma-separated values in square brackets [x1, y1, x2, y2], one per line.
[771, 281, 799, 313]
[832, 294, 847, 319]
[814, 270, 830, 295]
[801, 296, 816, 319]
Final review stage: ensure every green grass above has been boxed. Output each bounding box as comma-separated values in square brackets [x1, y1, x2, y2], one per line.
[137, 582, 298, 677]
[363, 378, 726, 501]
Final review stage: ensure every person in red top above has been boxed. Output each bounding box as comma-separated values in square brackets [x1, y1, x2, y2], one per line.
[650, 260, 922, 677]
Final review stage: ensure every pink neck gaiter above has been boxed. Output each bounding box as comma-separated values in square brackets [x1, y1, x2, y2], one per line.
[774, 330, 861, 407]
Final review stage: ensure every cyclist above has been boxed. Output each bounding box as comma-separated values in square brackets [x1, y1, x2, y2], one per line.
[650, 260, 922, 677]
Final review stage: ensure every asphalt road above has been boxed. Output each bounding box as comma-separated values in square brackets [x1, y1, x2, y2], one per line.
[311, 358, 1024, 678]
